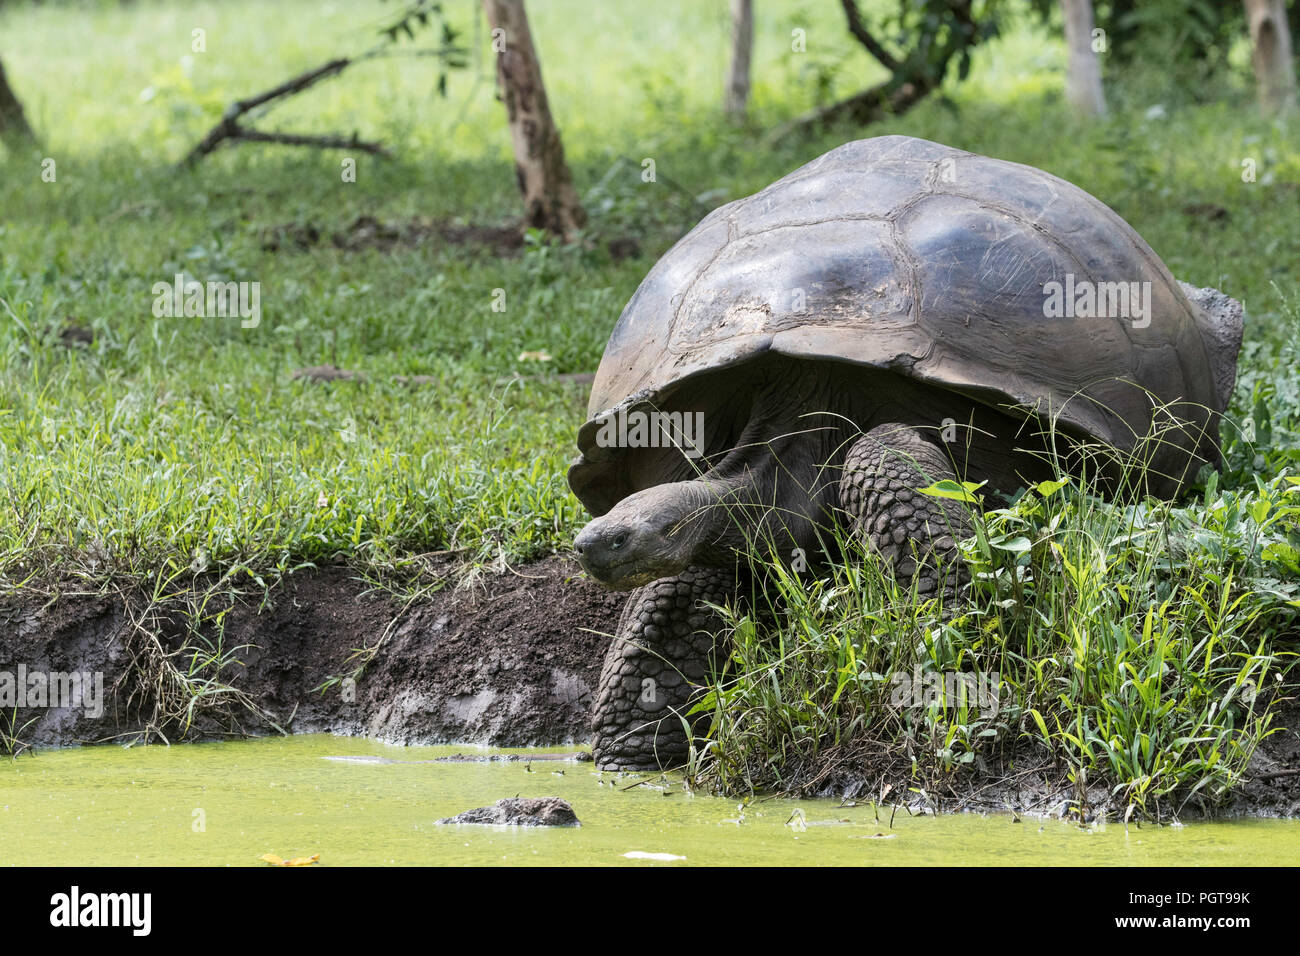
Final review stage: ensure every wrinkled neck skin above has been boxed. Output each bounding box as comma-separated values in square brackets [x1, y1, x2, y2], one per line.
[574, 363, 861, 590]
[669, 375, 846, 563]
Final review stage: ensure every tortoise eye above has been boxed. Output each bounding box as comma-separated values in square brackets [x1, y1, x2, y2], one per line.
[610, 532, 628, 550]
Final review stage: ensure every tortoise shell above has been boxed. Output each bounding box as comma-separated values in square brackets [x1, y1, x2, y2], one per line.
[570, 135, 1236, 516]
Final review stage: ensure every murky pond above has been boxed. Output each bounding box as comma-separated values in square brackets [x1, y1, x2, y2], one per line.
[0, 735, 1295, 866]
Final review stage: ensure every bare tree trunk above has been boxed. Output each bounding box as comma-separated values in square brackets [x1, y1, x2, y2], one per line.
[0, 56, 39, 154]
[1244, 0, 1296, 114]
[482, 0, 585, 240]
[725, 0, 754, 120]
[1060, 0, 1106, 117]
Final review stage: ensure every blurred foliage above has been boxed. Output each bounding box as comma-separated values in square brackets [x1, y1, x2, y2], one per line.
[377, 0, 468, 98]
[1028, 0, 1249, 71]
[839, 0, 1005, 92]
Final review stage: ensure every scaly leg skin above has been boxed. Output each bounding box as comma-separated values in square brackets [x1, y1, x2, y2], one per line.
[839, 423, 973, 602]
[591, 566, 736, 771]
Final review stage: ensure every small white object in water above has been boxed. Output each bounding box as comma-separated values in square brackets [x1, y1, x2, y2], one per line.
[623, 851, 686, 861]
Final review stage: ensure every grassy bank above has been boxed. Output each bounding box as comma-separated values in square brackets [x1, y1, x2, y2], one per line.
[693, 463, 1300, 814]
[1, 0, 1298, 810]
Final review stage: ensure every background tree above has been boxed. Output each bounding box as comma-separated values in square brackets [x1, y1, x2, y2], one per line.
[0, 56, 38, 154]
[482, 0, 585, 240]
[774, 0, 1001, 139]
[725, 0, 754, 120]
[1244, 0, 1296, 113]
[1060, 0, 1106, 116]
[1040, 1, 1236, 70]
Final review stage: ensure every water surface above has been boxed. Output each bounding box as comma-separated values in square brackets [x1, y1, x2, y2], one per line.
[0, 735, 1293, 866]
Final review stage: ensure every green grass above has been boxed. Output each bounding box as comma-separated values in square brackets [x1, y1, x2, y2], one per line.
[690, 454, 1299, 815]
[1, 0, 1298, 802]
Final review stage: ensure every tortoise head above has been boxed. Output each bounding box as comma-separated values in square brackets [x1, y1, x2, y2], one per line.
[574, 483, 708, 590]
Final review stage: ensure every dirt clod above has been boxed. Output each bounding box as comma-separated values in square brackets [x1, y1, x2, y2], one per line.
[291, 364, 364, 383]
[436, 796, 580, 827]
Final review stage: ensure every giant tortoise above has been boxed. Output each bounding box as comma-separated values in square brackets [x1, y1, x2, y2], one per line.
[569, 135, 1243, 771]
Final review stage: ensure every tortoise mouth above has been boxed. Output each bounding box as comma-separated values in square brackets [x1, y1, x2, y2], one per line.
[573, 513, 689, 590]
[576, 556, 665, 591]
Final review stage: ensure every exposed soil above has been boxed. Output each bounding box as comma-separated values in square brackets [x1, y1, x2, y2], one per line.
[259, 215, 526, 257]
[259, 214, 642, 261]
[1225, 697, 1300, 817]
[770, 719, 1300, 821]
[1, 557, 1297, 817]
[291, 364, 364, 382]
[290, 367, 597, 388]
[1182, 201, 1231, 223]
[52, 318, 94, 348]
[0, 556, 622, 750]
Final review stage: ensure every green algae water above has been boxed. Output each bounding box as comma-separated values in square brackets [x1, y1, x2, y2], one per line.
[0, 735, 1295, 866]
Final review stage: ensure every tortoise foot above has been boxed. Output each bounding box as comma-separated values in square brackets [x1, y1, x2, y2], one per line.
[591, 566, 736, 771]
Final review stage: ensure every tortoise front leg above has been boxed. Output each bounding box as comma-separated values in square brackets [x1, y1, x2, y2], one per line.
[591, 566, 736, 771]
[839, 423, 972, 601]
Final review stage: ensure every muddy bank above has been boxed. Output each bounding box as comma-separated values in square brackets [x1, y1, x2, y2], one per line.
[1, 557, 1297, 817]
[769, 703, 1300, 820]
[0, 556, 622, 749]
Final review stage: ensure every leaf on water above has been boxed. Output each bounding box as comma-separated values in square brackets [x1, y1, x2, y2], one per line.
[260, 852, 321, 866]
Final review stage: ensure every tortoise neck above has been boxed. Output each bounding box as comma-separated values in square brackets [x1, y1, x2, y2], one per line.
[671, 364, 859, 564]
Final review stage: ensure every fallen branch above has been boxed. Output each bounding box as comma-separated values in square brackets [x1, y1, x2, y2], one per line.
[232, 128, 392, 157]
[181, 43, 465, 166]
[1253, 768, 1300, 781]
[183, 57, 361, 165]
